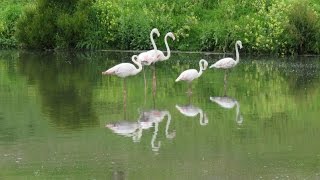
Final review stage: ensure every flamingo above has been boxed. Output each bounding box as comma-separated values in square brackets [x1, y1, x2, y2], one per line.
[141, 32, 175, 65]
[175, 105, 208, 126]
[102, 55, 142, 78]
[102, 55, 142, 96]
[137, 28, 160, 64]
[175, 59, 208, 93]
[210, 96, 243, 125]
[209, 40, 243, 83]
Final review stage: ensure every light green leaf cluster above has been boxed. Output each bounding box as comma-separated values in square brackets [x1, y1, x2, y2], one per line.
[235, 0, 291, 54]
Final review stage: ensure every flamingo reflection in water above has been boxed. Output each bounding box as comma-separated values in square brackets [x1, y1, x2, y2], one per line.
[138, 110, 175, 152]
[175, 93, 209, 126]
[106, 121, 142, 143]
[138, 74, 175, 152]
[210, 96, 243, 125]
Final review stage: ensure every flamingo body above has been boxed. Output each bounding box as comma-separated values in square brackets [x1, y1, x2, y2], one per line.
[138, 50, 159, 65]
[140, 32, 175, 65]
[209, 40, 243, 70]
[210, 57, 236, 69]
[137, 28, 160, 65]
[175, 69, 199, 82]
[175, 59, 208, 83]
[102, 55, 141, 78]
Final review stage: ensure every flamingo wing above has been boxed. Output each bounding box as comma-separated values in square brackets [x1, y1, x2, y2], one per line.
[103, 63, 136, 78]
[211, 57, 236, 69]
[139, 50, 158, 65]
[175, 69, 198, 82]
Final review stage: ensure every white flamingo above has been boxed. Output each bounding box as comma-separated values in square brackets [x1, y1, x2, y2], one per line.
[102, 55, 142, 78]
[209, 40, 243, 82]
[210, 96, 243, 125]
[141, 32, 175, 65]
[137, 28, 160, 64]
[175, 59, 208, 93]
[175, 105, 208, 126]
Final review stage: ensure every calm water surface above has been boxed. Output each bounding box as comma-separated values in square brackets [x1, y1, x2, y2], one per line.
[0, 50, 320, 179]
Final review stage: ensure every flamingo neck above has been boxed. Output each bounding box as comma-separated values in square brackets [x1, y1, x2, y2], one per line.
[132, 56, 142, 74]
[151, 30, 157, 51]
[197, 60, 205, 77]
[163, 34, 171, 60]
[235, 42, 240, 65]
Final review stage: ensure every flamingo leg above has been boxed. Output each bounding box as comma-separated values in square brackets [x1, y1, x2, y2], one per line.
[123, 78, 127, 119]
[143, 68, 147, 105]
[187, 82, 193, 95]
[224, 70, 227, 85]
[152, 63, 157, 92]
[152, 64, 157, 109]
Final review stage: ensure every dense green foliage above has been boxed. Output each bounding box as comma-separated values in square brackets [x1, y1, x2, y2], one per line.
[1, 0, 320, 54]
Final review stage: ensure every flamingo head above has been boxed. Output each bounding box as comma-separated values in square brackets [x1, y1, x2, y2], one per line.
[200, 59, 208, 70]
[167, 32, 175, 41]
[236, 40, 243, 49]
[152, 28, 160, 37]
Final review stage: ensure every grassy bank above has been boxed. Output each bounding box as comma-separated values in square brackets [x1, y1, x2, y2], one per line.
[1, 0, 320, 55]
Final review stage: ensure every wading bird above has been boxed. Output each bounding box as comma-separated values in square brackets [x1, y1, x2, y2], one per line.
[209, 40, 243, 83]
[175, 59, 208, 93]
[141, 32, 176, 65]
[102, 55, 142, 78]
[137, 28, 160, 63]
[102, 55, 142, 96]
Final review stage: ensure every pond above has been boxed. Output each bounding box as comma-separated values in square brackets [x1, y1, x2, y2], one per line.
[0, 50, 320, 179]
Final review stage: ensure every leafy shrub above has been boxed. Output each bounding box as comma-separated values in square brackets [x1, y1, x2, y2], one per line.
[234, 0, 291, 54]
[0, 4, 23, 48]
[285, 0, 320, 54]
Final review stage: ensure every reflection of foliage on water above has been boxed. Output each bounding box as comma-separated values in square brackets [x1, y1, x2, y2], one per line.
[17, 51, 102, 130]
[277, 57, 320, 94]
[0, 50, 41, 141]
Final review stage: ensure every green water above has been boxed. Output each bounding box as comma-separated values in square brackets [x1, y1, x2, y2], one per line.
[0, 50, 320, 179]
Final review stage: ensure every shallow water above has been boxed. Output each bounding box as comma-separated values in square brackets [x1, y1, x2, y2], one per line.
[0, 50, 320, 179]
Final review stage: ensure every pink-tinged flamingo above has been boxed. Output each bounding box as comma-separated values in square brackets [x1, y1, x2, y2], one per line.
[175, 59, 208, 93]
[102, 55, 141, 78]
[102, 55, 142, 98]
[141, 32, 175, 95]
[137, 28, 160, 64]
[209, 40, 243, 83]
[141, 32, 176, 65]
